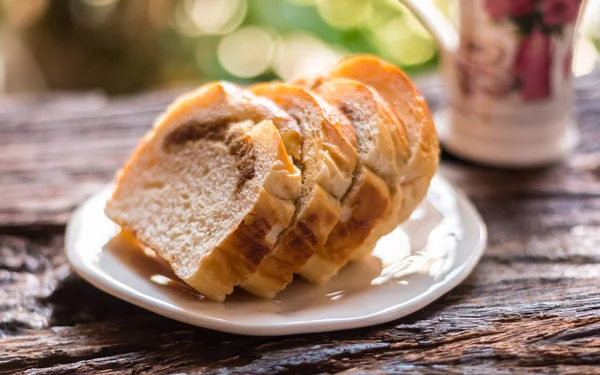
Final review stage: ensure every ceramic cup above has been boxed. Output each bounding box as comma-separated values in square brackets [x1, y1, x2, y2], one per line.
[398, 0, 589, 167]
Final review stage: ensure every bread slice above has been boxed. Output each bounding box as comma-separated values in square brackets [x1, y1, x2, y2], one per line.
[294, 77, 410, 280]
[105, 82, 302, 301]
[241, 83, 357, 298]
[326, 55, 440, 260]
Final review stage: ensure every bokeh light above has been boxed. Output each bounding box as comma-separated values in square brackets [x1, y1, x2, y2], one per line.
[272, 32, 346, 81]
[81, 0, 118, 7]
[172, 0, 246, 37]
[317, 0, 369, 31]
[287, 0, 317, 6]
[188, 0, 246, 35]
[218, 26, 275, 78]
[171, 1, 203, 36]
[365, 0, 405, 31]
[375, 15, 436, 66]
[70, 0, 120, 28]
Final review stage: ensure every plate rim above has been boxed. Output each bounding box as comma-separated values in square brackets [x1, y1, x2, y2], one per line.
[65, 176, 487, 336]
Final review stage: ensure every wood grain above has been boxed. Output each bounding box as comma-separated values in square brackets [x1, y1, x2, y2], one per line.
[1, 73, 600, 374]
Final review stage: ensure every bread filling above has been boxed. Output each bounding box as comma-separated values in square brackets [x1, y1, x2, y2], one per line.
[163, 119, 257, 193]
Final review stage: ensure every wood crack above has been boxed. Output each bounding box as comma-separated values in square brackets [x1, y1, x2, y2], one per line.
[483, 255, 600, 265]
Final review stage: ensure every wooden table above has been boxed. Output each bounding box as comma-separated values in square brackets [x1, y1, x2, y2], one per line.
[2, 73, 600, 375]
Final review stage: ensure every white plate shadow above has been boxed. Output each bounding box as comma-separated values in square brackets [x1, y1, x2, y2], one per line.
[65, 175, 487, 336]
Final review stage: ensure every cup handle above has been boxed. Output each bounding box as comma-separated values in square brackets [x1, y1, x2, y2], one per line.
[394, 0, 459, 56]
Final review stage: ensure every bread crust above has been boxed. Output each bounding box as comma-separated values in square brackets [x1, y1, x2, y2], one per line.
[252, 83, 358, 199]
[300, 165, 391, 284]
[241, 184, 340, 298]
[105, 83, 302, 301]
[326, 55, 440, 260]
[162, 81, 303, 162]
[241, 83, 357, 298]
[290, 77, 409, 283]
[305, 78, 410, 186]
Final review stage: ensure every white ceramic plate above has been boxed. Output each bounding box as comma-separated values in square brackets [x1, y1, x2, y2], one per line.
[65, 175, 486, 336]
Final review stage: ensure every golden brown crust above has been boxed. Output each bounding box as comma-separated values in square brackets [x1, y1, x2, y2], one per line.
[251, 83, 358, 199]
[294, 76, 408, 284]
[240, 185, 340, 298]
[300, 165, 391, 284]
[190, 180, 296, 301]
[328, 54, 439, 187]
[326, 55, 440, 259]
[240, 83, 357, 298]
[163, 81, 303, 161]
[303, 77, 410, 188]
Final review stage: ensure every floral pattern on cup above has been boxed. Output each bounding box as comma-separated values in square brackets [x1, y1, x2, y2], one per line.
[483, 0, 581, 101]
[456, 39, 515, 98]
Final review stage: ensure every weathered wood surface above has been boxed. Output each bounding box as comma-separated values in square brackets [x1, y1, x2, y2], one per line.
[1, 73, 600, 374]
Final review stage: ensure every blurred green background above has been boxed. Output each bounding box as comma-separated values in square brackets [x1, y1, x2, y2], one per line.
[1, 0, 599, 95]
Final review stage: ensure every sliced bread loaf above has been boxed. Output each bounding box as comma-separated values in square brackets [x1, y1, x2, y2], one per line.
[241, 83, 357, 298]
[105, 82, 302, 301]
